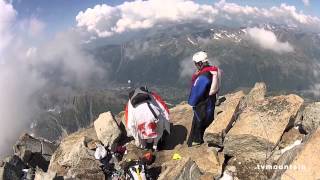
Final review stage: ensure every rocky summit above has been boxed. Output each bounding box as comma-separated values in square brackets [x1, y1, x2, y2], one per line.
[1, 82, 320, 180]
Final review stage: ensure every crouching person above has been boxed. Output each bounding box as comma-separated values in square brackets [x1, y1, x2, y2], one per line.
[124, 87, 170, 151]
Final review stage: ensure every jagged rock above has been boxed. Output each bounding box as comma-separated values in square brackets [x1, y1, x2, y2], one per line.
[241, 82, 267, 107]
[94, 112, 122, 148]
[163, 102, 192, 147]
[301, 102, 320, 134]
[280, 128, 320, 179]
[224, 94, 303, 161]
[278, 127, 304, 149]
[270, 144, 303, 180]
[156, 144, 222, 178]
[13, 133, 57, 171]
[4, 155, 27, 174]
[0, 162, 21, 180]
[86, 140, 102, 150]
[48, 127, 104, 179]
[158, 157, 202, 180]
[225, 157, 272, 180]
[121, 143, 149, 163]
[169, 101, 193, 130]
[34, 168, 58, 180]
[64, 168, 104, 180]
[204, 91, 245, 146]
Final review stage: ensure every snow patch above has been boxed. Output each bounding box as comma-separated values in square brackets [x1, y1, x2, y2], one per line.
[214, 33, 222, 39]
[187, 36, 197, 45]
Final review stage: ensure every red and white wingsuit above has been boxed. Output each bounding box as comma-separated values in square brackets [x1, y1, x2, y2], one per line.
[124, 92, 170, 150]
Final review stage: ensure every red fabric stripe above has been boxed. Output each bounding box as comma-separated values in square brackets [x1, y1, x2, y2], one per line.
[124, 103, 128, 127]
[151, 92, 170, 114]
[191, 66, 218, 84]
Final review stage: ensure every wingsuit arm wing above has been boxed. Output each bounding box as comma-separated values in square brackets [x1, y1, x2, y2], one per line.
[188, 75, 210, 107]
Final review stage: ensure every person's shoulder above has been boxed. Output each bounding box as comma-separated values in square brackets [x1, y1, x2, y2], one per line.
[194, 73, 210, 85]
[199, 71, 212, 79]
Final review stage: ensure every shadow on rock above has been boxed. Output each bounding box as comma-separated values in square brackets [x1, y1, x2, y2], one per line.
[159, 124, 187, 150]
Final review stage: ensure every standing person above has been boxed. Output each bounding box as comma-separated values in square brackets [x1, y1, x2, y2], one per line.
[187, 51, 221, 147]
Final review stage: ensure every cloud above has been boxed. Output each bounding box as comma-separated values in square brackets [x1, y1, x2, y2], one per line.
[302, 0, 310, 6]
[76, 0, 218, 37]
[0, 0, 16, 58]
[17, 17, 46, 39]
[27, 30, 105, 87]
[0, 0, 105, 156]
[76, 0, 320, 38]
[215, 1, 320, 29]
[245, 27, 294, 53]
[28, 17, 45, 36]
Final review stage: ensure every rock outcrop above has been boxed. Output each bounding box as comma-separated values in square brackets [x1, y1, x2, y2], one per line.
[161, 102, 191, 149]
[13, 133, 57, 171]
[158, 157, 202, 180]
[242, 82, 267, 107]
[204, 91, 245, 146]
[0, 162, 21, 180]
[94, 112, 122, 148]
[280, 128, 320, 179]
[301, 102, 320, 134]
[156, 144, 222, 178]
[224, 94, 303, 160]
[4, 82, 320, 180]
[48, 127, 104, 179]
[34, 168, 58, 180]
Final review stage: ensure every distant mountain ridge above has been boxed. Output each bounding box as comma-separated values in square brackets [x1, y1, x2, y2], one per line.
[89, 23, 320, 97]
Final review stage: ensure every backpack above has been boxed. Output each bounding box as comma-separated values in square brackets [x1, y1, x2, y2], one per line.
[129, 87, 158, 120]
[129, 87, 151, 108]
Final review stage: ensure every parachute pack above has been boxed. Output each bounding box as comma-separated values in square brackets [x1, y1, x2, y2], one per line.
[129, 87, 152, 107]
[129, 87, 158, 119]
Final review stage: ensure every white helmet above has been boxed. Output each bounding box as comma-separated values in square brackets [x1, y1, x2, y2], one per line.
[192, 51, 208, 63]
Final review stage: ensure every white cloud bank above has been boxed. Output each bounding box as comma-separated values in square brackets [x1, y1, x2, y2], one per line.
[76, 0, 218, 37]
[76, 0, 320, 38]
[245, 27, 294, 53]
[0, 0, 16, 57]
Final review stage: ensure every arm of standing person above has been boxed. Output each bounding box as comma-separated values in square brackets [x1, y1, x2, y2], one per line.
[188, 75, 210, 107]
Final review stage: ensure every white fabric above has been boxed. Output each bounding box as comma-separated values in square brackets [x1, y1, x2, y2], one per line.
[209, 68, 222, 96]
[94, 144, 107, 160]
[126, 95, 170, 148]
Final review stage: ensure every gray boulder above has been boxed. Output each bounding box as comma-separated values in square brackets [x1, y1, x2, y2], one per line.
[0, 162, 21, 180]
[204, 91, 245, 146]
[13, 133, 57, 171]
[301, 102, 320, 134]
[224, 94, 303, 161]
[48, 127, 105, 179]
[158, 157, 202, 180]
[34, 168, 59, 180]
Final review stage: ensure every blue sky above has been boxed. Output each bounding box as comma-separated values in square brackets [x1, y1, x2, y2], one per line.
[10, 0, 320, 36]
